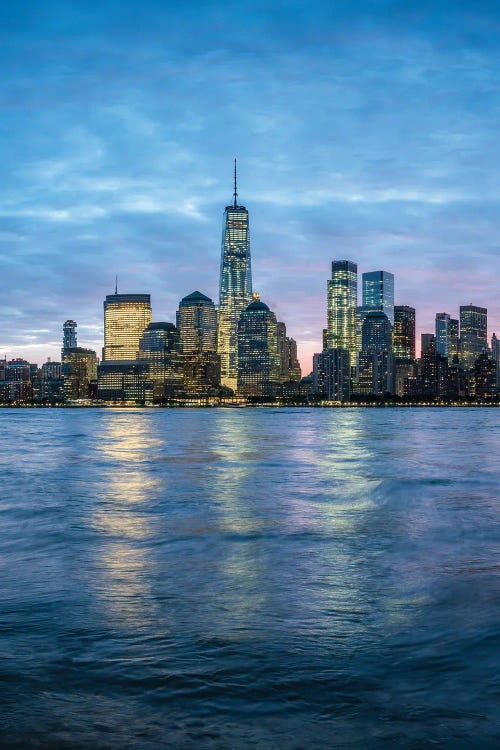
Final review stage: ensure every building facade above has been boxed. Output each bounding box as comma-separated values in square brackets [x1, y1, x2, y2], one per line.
[357, 311, 394, 395]
[218, 161, 252, 390]
[138, 322, 183, 401]
[326, 260, 358, 368]
[176, 292, 221, 395]
[103, 293, 152, 361]
[62, 347, 98, 400]
[393, 305, 416, 359]
[313, 348, 351, 401]
[460, 305, 487, 369]
[237, 300, 280, 398]
[362, 270, 395, 326]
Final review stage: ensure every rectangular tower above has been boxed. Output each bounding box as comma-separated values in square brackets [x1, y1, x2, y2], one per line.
[103, 293, 152, 361]
[459, 305, 487, 369]
[362, 270, 394, 326]
[393, 305, 415, 359]
[327, 260, 358, 368]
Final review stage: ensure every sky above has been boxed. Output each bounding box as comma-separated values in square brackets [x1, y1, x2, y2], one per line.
[0, 0, 499, 371]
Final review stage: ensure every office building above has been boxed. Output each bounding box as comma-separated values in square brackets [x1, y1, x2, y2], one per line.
[62, 348, 98, 400]
[103, 293, 152, 361]
[237, 299, 280, 398]
[97, 359, 150, 403]
[177, 291, 218, 353]
[40, 360, 63, 402]
[473, 353, 497, 400]
[138, 322, 183, 401]
[218, 161, 252, 390]
[419, 347, 448, 399]
[313, 348, 351, 401]
[421, 333, 436, 354]
[326, 260, 358, 367]
[492, 333, 500, 388]
[176, 292, 221, 395]
[393, 306, 416, 359]
[276, 322, 302, 384]
[460, 305, 487, 369]
[435, 313, 459, 359]
[61, 320, 77, 359]
[357, 311, 394, 395]
[362, 270, 394, 326]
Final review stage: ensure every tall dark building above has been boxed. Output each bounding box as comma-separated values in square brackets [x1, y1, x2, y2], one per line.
[357, 311, 394, 395]
[419, 347, 448, 399]
[473, 353, 497, 400]
[62, 348, 98, 400]
[362, 270, 394, 325]
[62, 320, 77, 360]
[460, 305, 487, 369]
[138, 322, 183, 401]
[177, 291, 221, 395]
[237, 299, 280, 398]
[393, 306, 415, 359]
[177, 291, 218, 354]
[218, 160, 252, 390]
[313, 348, 351, 401]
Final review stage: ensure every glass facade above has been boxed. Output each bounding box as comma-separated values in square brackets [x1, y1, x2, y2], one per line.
[138, 322, 183, 401]
[218, 165, 252, 390]
[357, 311, 394, 395]
[177, 291, 218, 353]
[393, 305, 415, 359]
[313, 348, 351, 401]
[103, 293, 152, 361]
[459, 305, 487, 369]
[237, 300, 280, 397]
[62, 320, 77, 359]
[62, 347, 98, 400]
[362, 270, 394, 326]
[327, 260, 358, 368]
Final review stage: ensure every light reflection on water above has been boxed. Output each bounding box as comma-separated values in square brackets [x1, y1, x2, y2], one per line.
[0, 407, 498, 749]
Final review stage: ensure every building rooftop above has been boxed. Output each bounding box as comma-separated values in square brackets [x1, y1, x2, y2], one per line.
[179, 291, 213, 306]
[245, 300, 270, 312]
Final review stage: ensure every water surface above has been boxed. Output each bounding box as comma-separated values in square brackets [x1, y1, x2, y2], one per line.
[0, 407, 498, 748]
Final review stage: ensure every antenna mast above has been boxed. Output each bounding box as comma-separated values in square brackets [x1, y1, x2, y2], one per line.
[233, 157, 238, 208]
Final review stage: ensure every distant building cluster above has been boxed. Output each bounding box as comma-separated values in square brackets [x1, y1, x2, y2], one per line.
[314, 262, 498, 402]
[0, 164, 498, 405]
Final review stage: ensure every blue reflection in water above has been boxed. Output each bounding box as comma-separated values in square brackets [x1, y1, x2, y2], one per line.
[0, 407, 498, 749]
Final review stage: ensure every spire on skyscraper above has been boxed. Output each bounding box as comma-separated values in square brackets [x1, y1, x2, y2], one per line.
[233, 157, 238, 207]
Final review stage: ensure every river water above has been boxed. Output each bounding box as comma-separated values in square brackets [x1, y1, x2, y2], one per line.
[0, 407, 498, 748]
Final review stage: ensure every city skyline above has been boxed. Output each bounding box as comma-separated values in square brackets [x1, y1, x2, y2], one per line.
[1, 1, 500, 369]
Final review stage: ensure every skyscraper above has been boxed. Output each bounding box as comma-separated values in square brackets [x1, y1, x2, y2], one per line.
[492, 333, 500, 388]
[103, 293, 152, 361]
[326, 260, 358, 368]
[435, 313, 459, 359]
[357, 311, 394, 395]
[237, 299, 280, 398]
[218, 160, 252, 390]
[435, 313, 451, 358]
[393, 305, 415, 359]
[362, 271, 394, 326]
[313, 348, 351, 401]
[177, 291, 220, 395]
[62, 320, 77, 360]
[138, 322, 183, 400]
[62, 348, 98, 400]
[460, 305, 487, 369]
[177, 291, 218, 353]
